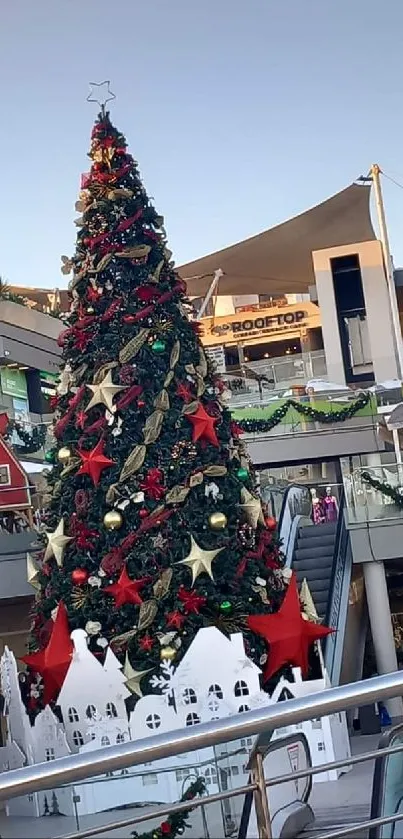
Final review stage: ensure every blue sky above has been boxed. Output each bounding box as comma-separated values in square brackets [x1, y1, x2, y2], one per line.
[1, 0, 403, 289]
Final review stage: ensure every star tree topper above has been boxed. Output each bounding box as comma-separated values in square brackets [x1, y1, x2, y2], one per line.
[86, 370, 127, 413]
[247, 574, 333, 681]
[177, 535, 224, 584]
[44, 519, 73, 567]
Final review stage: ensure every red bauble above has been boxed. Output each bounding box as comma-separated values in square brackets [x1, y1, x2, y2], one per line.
[138, 400, 146, 408]
[265, 516, 277, 531]
[247, 574, 333, 681]
[139, 508, 148, 519]
[71, 568, 89, 585]
[186, 404, 219, 447]
[160, 822, 172, 835]
[21, 603, 73, 705]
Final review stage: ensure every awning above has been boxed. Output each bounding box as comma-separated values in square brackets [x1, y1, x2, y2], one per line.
[178, 183, 375, 298]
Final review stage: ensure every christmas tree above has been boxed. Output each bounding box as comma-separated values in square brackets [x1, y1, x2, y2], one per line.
[24, 95, 329, 711]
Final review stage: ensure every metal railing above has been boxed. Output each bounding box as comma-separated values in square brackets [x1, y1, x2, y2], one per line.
[2, 672, 403, 838]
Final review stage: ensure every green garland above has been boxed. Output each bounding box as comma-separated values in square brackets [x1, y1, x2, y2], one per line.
[5, 420, 48, 455]
[132, 777, 206, 839]
[362, 471, 403, 507]
[236, 392, 370, 434]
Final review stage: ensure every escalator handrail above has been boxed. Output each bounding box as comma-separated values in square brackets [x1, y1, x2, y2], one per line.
[324, 490, 352, 684]
[369, 723, 403, 839]
[237, 732, 312, 839]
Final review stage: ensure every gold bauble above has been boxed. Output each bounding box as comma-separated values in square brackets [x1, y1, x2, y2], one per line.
[160, 645, 176, 661]
[103, 510, 123, 531]
[208, 511, 228, 531]
[58, 446, 72, 464]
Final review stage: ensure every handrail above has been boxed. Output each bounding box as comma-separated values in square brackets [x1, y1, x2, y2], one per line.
[369, 721, 403, 839]
[324, 490, 352, 684]
[1, 670, 403, 802]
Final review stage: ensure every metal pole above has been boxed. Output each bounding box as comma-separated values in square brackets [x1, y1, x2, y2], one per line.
[197, 269, 224, 318]
[250, 752, 272, 839]
[371, 163, 403, 378]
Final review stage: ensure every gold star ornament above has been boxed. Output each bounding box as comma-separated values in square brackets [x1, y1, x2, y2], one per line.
[86, 370, 127, 413]
[44, 519, 73, 567]
[177, 535, 224, 584]
[27, 553, 41, 590]
[239, 488, 265, 528]
[123, 653, 152, 698]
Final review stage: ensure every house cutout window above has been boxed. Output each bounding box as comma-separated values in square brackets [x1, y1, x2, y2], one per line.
[142, 773, 158, 786]
[182, 687, 197, 705]
[204, 766, 217, 786]
[146, 713, 161, 730]
[0, 465, 10, 485]
[186, 712, 201, 726]
[116, 733, 125, 744]
[238, 704, 250, 713]
[106, 702, 118, 718]
[278, 688, 294, 702]
[208, 697, 220, 713]
[208, 684, 223, 699]
[234, 680, 249, 697]
[101, 736, 110, 746]
[73, 730, 84, 747]
[86, 704, 97, 719]
[68, 707, 79, 722]
[45, 748, 55, 761]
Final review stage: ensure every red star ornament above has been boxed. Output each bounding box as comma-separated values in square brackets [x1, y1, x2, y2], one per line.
[186, 404, 219, 447]
[104, 566, 150, 608]
[139, 634, 154, 652]
[178, 586, 207, 615]
[77, 437, 115, 486]
[176, 382, 193, 403]
[21, 603, 73, 705]
[247, 574, 333, 681]
[166, 610, 186, 630]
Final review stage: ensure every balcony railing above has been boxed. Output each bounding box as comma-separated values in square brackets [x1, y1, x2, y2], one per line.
[231, 393, 377, 437]
[225, 350, 327, 408]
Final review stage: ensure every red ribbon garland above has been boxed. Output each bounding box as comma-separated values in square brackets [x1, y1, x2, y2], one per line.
[54, 386, 86, 439]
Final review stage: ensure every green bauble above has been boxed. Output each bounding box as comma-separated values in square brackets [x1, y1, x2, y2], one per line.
[220, 600, 232, 614]
[151, 339, 166, 354]
[236, 467, 249, 482]
[45, 450, 55, 463]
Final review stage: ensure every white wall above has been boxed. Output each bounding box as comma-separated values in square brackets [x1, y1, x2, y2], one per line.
[313, 240, 400, 385]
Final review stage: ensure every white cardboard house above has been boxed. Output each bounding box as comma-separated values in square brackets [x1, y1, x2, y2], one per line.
[0, 625, 351, 820]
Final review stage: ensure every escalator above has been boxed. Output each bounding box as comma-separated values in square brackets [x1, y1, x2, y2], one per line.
[273, 484, 352, 685]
